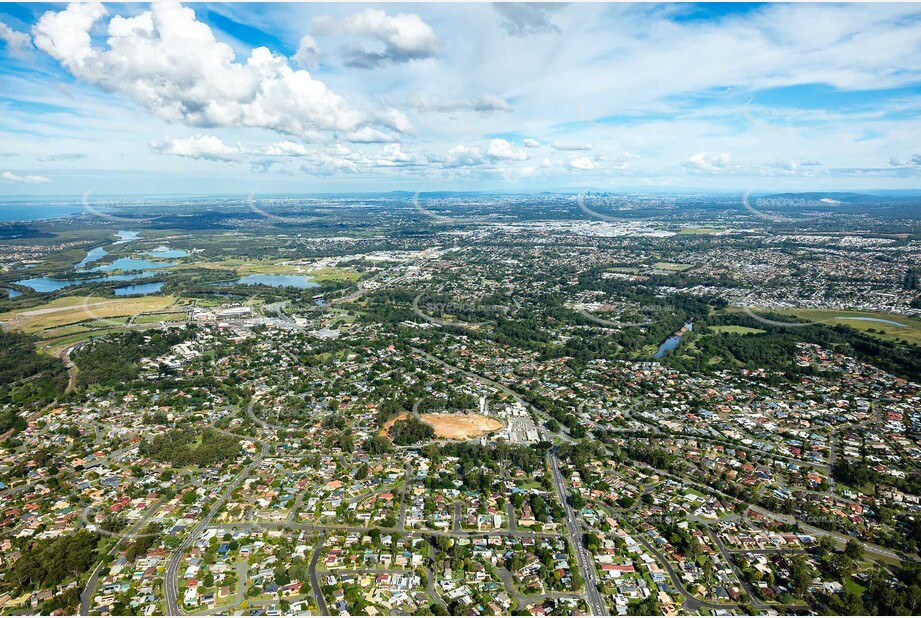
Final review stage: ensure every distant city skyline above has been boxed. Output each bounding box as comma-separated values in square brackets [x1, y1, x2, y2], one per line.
[2, 2, 921, 195]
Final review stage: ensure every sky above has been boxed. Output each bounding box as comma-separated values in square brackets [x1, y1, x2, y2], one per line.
[1, 2, 921, 196]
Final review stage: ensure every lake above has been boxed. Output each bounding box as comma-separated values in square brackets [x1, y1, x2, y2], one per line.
[2, 287, 22, 299]
[88, 257, 176, 272]
[114, 230, 141, 243]
[234, 274, 319, 288]
[15, 271, 161, 292]
[75, 246, 108, 268]
[143, 248, 188, 258]
[114, 282, 164, 296]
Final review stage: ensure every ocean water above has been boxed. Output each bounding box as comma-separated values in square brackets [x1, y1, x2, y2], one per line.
[0, 203, 83, 222]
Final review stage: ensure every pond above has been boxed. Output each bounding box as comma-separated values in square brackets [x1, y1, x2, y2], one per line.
[655, 321, 694, 359]
[2, 287, 22, 299]
[654, 336, 682, 358]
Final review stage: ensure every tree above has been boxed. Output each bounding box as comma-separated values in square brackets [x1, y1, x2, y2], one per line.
[844, 538, 863, 562]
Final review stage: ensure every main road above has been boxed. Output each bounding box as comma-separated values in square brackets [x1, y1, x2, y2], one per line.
[549, 448, 607, 616]
[165, 439, 269, 615]
[80, 497, 167, 615]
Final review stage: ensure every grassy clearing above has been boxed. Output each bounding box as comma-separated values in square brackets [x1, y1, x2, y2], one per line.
[41, 328, 128, 355]
[0, 295, 176, 334]
[134, 313, 188, 324]
[709, 325, 766, 335]
[307, 267, 362, 282]
[606, 266, 641, 274]
[788, 309, 921, 347]
[650, 262, 693, 272]
[677, 227, 724, 235]
[185, 258, 360, 282]
[724, 306, 921, 347]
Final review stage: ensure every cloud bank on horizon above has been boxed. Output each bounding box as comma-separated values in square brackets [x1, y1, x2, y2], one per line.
[1, 2, 921, 194]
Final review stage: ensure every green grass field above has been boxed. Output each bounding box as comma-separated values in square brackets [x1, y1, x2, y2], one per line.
[650, 262, 694, 272]
[134, 313, 188, 324]
[787, 309, 921, 347]
[725, 306, 921, 347]
[709, 325, 766, 335]
[676, 227, 724, 235]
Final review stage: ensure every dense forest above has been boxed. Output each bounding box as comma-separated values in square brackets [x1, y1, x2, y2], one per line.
[0, 330, 68, 432]
[666, 311, 921, 381]
[6, 531, 101, 593]
[74, 326, 195, 387]
[389, 415, 435, 445]
[139, 428, 241, 467]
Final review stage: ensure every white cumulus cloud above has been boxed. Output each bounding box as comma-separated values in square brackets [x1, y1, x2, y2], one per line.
[684, 152, 735, 173]
[345, 127, 401, 144]
[293, 35, 319, 69]
[375, 144, 428, 168]
[33, 3, 376, 139]
[487, 138, 529, 161]
[410, 93, 511, 115]
[443, 145, 486, 168]
[568, 156, 595, 171]
[151, 135, 241, 161]
[0, 20, 32, 56]
[2, 171, 51, 184]
[313, 8, 439, 68]
[261, 141, 311, 157]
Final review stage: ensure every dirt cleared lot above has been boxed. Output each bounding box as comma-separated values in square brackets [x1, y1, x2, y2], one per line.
[382, 413, 505, 440]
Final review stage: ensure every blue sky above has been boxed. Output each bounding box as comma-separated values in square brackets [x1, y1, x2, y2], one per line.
[1, 2, 921, 195]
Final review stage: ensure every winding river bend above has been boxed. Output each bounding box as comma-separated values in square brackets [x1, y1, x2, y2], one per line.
[655, 321, 694, 358]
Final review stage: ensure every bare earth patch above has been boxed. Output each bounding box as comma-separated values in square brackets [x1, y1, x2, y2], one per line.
[420, 413, 504, 439]
[381, 412, 504, 440]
